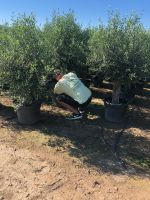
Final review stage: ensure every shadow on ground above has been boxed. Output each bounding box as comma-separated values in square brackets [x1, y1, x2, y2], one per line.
[0, 82, 150, 177]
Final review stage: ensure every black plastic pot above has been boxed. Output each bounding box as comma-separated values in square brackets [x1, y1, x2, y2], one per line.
[16, 102, 41, 124]
[104, 97, 128, 122]
[0, 103, 4, 110]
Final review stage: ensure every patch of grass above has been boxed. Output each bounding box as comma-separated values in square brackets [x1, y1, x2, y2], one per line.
[126, 153, 150, 170]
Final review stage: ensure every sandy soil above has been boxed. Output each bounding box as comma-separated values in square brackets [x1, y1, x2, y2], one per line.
[0, 128, 150, 200]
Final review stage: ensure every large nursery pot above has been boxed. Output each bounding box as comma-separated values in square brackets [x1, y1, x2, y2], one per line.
[0, 103, 4, 110]
[16, 102, 41, 124]
[104, 97, 128, 122]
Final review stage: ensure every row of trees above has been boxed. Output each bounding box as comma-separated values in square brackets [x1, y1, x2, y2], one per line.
[0, 11, 150, 106]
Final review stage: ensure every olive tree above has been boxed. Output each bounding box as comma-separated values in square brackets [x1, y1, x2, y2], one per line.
[0, 14, 46, 106]
[104, 13, 148, 103]
[143, 30, 150, 80]
[0, 24, 12, 91]
[87, 25, 106, 86]
[43, 12, 89, 78]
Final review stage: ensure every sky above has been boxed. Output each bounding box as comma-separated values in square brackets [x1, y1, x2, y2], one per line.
[0, 0, 150, 28]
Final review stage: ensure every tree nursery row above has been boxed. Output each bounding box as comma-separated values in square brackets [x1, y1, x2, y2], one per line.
[0, 11, 150, 123]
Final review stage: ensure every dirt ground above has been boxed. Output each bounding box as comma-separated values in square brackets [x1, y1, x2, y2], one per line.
[0, 82, 150, 200]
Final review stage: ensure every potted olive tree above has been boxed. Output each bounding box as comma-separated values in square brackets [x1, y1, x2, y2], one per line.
[87, 26, 106, 87]
[43, 12, 89, 78]
[1, 15, 46, 124]
[103, 13, 148, 122]
[0, 24, 11, 109]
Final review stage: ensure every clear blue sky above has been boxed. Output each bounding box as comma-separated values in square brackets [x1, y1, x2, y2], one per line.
[0, 0, 150, 28]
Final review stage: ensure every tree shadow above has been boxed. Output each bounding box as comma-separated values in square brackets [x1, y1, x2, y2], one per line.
[91, 87, 112, 100]
[127, 106, 150, 130]
[0, 104, 16, 120]
[0, 102, 150, 177]
[37, 113, 150, 177]
[0, 83, 149, 178]
[131, 95, 150, 110]
[102, 81, 113, 90]
[127, 83, 150, 130]
[119, 131, 150, 174]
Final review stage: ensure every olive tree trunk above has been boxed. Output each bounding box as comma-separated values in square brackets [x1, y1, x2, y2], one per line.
[112, 82, 121, 104]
